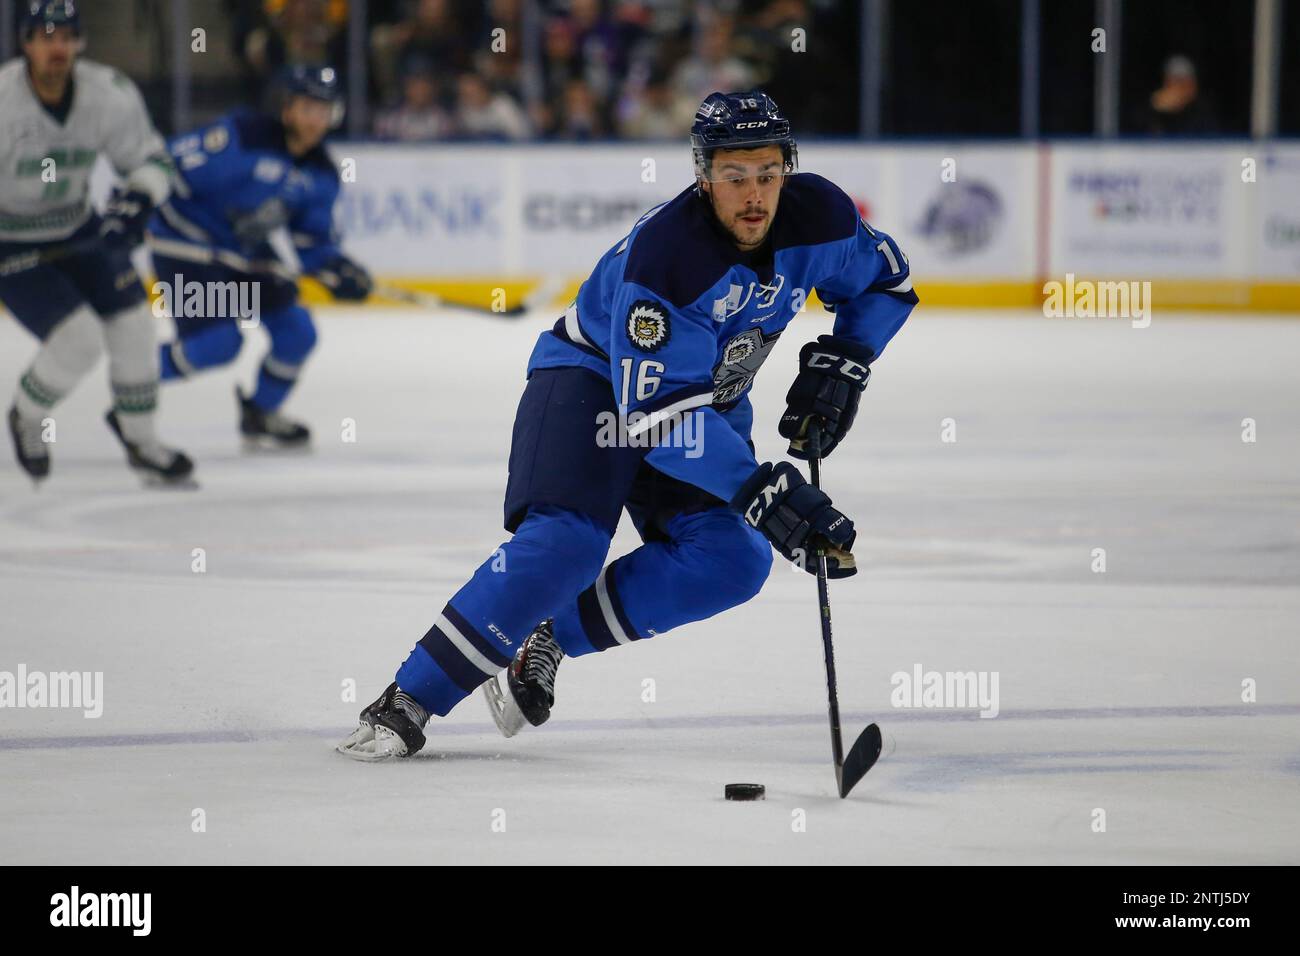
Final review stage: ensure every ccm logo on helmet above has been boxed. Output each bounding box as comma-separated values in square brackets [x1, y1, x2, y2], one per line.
[734, 121, 770, 129]
[807, 351, 870, 383]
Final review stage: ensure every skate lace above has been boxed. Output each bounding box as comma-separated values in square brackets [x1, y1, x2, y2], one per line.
[393, 688, 430, 729]
[522, 624, 563, 693]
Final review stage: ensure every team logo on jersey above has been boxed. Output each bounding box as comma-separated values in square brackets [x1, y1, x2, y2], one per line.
[712, 328, 780, 405]
[626, 300, 670, 353]
[203, 125, 229, 153]
[712, 272, 787, 322]
[722, 335, 757, 366]
[253, 157, 285, 182]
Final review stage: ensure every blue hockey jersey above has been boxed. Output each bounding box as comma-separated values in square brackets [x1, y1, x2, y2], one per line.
[527, 172, 918, 503]
[146, 110, 341, 275]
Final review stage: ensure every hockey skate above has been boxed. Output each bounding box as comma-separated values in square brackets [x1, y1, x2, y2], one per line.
[483, 620, 564, 738]
[336, 682, 430, 761]
[104, 410, 197, 488]
[8, 405, 50, 483]
[237, 387, 311, 450]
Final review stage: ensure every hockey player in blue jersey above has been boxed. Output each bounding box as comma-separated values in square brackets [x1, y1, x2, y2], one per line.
[147, 65, 372, 447]
[339, 91, 918, 760]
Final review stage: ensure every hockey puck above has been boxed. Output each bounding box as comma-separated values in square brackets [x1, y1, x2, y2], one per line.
[724, 783, 766, 801]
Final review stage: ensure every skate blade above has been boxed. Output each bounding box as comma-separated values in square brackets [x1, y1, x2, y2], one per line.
[13, 461, 50, 486]
[138, 472, 200, 490]
[240, 436, 314, 455]
[335, 723, 408, 761]
[482, 675, 526, 739]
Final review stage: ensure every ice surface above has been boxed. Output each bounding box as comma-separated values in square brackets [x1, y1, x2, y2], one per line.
[1, 307, 1297, 864]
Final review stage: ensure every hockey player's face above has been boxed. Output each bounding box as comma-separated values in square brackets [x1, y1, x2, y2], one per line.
[23, 26, 77, 83]
[702, 146, 786, 251]
[282, 97, 333, 152]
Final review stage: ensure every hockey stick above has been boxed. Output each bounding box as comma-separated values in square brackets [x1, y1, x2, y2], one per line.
[149, 230, 545, 319]
[373, 282, 525, 317]
[0, 237, 103, 278]
[374, 274, 566, 319]
[808, 422, 882, 798]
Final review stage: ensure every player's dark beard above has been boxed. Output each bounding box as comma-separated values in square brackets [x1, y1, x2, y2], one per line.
[707, 193, 772, 251]
[27, 58, 72, 103]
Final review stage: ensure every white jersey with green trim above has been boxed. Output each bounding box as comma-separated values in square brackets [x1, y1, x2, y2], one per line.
[0, 57, 172, 243]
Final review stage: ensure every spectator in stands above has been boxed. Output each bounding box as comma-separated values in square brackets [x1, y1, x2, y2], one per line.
[569, 0, 625, 106]
[616, 65, 685, 139]
[243, 0, 347, 86]
[531, 14, 579, 137]
[738, 0, 830, 127]
[553, 77, 606, 140]
[669, 13, 756, 129]
[474, 0, 528, 99]
[371, 0, 475, 106]
[373, 59, 453, 141]
[1139, 55, 1219, 136]
[454, 72, 531, 140]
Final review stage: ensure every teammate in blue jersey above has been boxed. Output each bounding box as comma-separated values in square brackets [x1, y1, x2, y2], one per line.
[339, 91, 918, 760]
[147, 65, 372, 447]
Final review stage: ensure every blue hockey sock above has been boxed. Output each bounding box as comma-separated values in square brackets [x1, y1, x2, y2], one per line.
[158, 319, 244, 381]
[251, 306, 318, 411]
[395, 507, 610, 716]
[551, 507, 772, 658]
[250, 358, 296, 411]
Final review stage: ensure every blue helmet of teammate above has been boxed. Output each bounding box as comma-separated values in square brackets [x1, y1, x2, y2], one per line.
[275, 64, 345, 128]
[690, 91, 798, 190]
[21, 0, 82, 39]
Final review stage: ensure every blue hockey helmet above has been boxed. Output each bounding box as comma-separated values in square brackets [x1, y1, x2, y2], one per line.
[275, 64, 345, 128]
[690, 91, 798, 188]
[21, 0, 82, 39]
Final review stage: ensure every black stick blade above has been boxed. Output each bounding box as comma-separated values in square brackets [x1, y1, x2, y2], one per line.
[838, 723, 883, 798]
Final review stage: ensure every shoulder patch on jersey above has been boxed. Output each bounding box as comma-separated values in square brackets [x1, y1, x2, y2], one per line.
[203, 125, 229, 153]
[625, 300, 671, 353]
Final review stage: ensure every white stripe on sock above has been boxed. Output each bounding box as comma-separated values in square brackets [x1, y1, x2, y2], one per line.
[595, 565, 632, 645]
[436, 614, 502, 677]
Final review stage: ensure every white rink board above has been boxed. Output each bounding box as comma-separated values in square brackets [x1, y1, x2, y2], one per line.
[317, 142, 1300, 289]
[1253, 145, 1300, 278]
[85, 141, 1300, 293]
[1048, 144, 1246, 279]
[334, 146, 512, 275]
[893, 145, 1039, 279]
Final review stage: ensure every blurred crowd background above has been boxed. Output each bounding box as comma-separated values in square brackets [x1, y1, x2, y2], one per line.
[6, 0, 1300, 140]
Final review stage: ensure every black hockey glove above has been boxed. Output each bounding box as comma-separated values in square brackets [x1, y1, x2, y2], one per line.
[316, 255, 373, 301]
[731, 461, 857, 578]
[99, 188, 154, 249]
[778, 335, 874, 460]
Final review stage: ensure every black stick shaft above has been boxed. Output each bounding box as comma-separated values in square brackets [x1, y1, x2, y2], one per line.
[0, 237, 99, 278]
[808, 424, 846, 780]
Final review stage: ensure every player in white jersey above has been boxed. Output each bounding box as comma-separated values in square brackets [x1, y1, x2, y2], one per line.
[0, 0, 193, 485]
